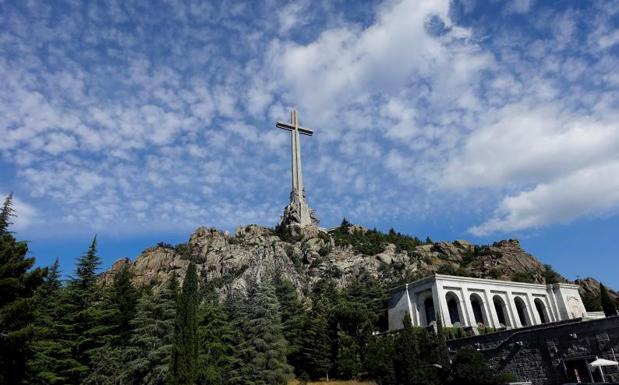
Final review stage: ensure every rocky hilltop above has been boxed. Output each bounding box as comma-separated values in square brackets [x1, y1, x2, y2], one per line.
[101, 223, 615, 304]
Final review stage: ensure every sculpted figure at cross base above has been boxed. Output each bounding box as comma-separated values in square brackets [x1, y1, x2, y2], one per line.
[276, 110, 319, 227]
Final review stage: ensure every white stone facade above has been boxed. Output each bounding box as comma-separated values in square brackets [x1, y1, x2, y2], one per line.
[388, 274, 589, 331]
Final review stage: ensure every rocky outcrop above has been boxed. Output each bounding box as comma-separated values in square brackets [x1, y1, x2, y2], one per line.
[101, 223, 609, 301]
[576, 277, 619, 303]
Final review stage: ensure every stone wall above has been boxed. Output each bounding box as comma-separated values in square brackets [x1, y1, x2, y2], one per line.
[447, 316, 619, 385]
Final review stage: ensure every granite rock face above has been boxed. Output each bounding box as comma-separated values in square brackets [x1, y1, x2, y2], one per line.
[100, 224, 616, 302]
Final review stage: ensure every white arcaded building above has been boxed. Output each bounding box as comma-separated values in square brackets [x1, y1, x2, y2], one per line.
[388, 274, 594, 331]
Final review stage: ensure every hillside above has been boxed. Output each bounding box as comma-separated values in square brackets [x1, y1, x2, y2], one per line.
[102, 222, 615, 307]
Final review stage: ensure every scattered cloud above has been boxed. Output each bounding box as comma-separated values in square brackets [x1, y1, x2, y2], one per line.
[1, 0, 619, 238]
[470, 161, 619, 235]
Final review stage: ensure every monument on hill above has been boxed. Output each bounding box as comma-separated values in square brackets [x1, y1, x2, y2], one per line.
[276, 110, 319, 227]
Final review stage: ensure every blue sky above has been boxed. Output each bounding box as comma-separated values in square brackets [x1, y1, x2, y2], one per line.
[1, 0, 619, 287]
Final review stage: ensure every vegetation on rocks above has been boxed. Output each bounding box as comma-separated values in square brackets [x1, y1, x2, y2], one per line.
[2, 193, 618, 385]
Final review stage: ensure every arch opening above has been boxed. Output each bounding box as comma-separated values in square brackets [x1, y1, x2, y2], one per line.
[446, 292, 462, 326]
[535, 298, 549, 324]
[470, 294, 486, 327]
[514, 297, 530, 327]
[493, 295, 511, 328]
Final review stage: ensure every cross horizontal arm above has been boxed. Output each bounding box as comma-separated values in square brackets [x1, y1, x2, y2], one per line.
[276, 122, 314, 136]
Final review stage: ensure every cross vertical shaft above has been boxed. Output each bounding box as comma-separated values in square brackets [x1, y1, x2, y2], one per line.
[276, 109, 318, 227]
[291, 110, 304, 203]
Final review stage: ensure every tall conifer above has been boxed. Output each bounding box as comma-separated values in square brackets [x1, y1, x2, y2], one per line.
[0, 194, 46, 384]
[232, 277, 292, 385]
[58, 236, 104, 384]
[170, 263, 199, 385]
[273, 274, 307, 374]
[197, 288, 235, 385]
[124, 274, 178, 385]
[0, 193, 15, 234]
[29, 260, 76, 385]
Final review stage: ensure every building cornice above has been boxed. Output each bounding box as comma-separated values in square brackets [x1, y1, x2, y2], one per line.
[390, 273, 580, 293]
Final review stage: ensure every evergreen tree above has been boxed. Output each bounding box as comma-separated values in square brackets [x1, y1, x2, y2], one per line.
[111, 264, 139, 343]
[366, 334, 397, 385]
[334, 329, 362, 379]
[83, 265, 139, 385]
[273, 274, 306, 375]
[600, 283, 617, 317]
[197, 288, 235, 385]
[170, 263, 199, 385]
[28, 260, 76, 385]
[56, 236, 106, 384]
[231, 277, 292, 385]
[124, 274, 178, 385]
[447, 348, 497, 385]
[0, 194, 47, 384]
[0, 192, 15, 234]
[299, 309, 332, 380]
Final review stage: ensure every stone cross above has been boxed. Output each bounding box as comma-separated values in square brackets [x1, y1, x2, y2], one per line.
[276, 110, 317, 226]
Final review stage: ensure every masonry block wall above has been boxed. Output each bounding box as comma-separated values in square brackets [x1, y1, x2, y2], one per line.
[447, 317, 619, 385]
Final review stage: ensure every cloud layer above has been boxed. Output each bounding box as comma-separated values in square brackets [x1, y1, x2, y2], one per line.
[1, 0, 618, 237]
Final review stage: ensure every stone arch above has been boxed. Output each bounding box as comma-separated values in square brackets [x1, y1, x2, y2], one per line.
[535, 298, 549, 324]
[445, 291, 463, 326]
[470, 293, 488, 327]
[514, 296, 531, 327]
[493, 295, 511, 328]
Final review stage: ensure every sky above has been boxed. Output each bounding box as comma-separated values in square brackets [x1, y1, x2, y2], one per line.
[1, 0, 619, 287]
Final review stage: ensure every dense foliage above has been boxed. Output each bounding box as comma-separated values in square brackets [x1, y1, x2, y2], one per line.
[0, 194, 46, 384]
[3, 197, 524, 385]
[332, 218, 428, 256]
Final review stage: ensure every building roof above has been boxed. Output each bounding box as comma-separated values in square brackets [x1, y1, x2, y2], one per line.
[389, 273, 580, 294]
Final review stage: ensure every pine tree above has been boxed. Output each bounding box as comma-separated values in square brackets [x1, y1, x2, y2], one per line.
[273, 274, 307, 375]
[56, 236, 105, 384]
[196, 288, 235, 385]
[124, 274, 178, 385]
[334, 329, 362, 378]
[299, 308, 332, 380]
[600, 283, 617, 317]
[231, 277, 292, 385]
[28, 260, 76, 385]
[0, 194, 47, 384]
[83, 265, 139, 385]
[0, 192, 15, 234]
[110, 264, 139, 343]
[447, 348, 497, 385]
[170, 263, 199, 385]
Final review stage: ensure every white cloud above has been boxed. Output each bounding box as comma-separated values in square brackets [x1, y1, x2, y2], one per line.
[505, 0, 534, 14]
[277, 0, 309, 35]
[470, 161, 619, 235]
[441, 103, 619, 189]
[264, 0, 492, 125]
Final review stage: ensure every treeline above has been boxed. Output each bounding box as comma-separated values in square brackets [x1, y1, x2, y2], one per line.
[5, 193, 615, 385]
[0, 193, 394, 384]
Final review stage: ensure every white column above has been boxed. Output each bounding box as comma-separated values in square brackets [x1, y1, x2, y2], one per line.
[544, 296, 557, 322]
[405, 285, 415, 327]
[485, 290, 501, 328]
[431, 283, 445, 326]
[506, 292, 521, 328]
[463, 290, 476, 327]
[526, 294, 541, 325]
[436, 285, 451, 327]
[411, 292, 421, 326]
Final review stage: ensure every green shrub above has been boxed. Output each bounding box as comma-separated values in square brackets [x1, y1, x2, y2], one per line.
[512, 271, 536, 283]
